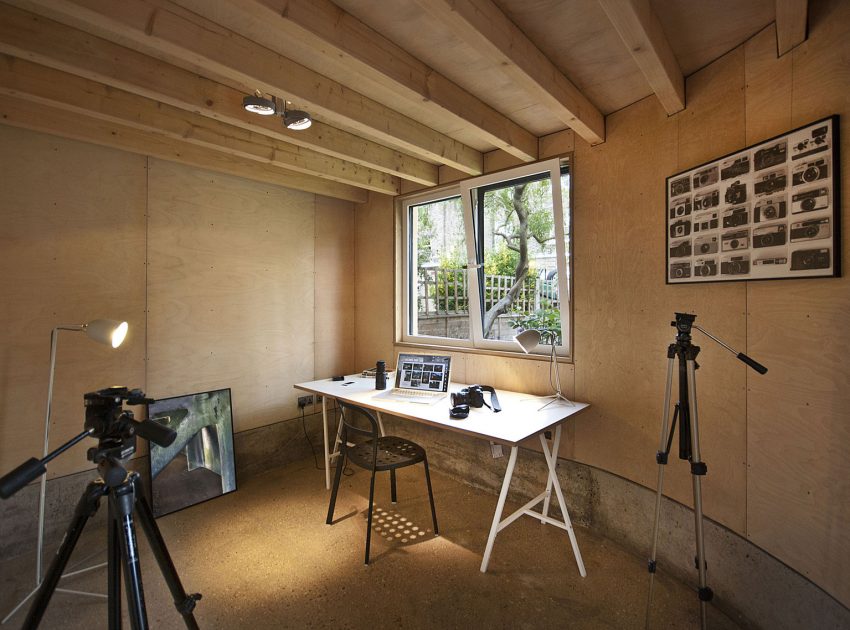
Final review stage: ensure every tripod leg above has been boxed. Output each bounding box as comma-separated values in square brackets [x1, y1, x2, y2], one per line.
[133, 478, 201, 630]
[23, 480, 108, 630]
[110, 480, 148, 630]
[686, 359, 712, 629]
[645, 354, 676, 629]
[108, 500, 122, 629]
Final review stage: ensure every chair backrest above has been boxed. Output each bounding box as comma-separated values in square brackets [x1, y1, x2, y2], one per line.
[337, 400, 380, 442]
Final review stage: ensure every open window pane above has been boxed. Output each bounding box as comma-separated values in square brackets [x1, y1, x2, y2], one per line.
[408, 195, 470, 341]
[476, 168, 567, 345]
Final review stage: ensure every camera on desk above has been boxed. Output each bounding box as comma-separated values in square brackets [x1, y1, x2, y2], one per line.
[692, 165, 718, 189]
[754, 141, 787, 171]
[792, 158, 828, 186]
[791, 187, 829, 214]
[752, 224, 787, 248]
[694, 189, 719, 211]
[753, 197, 786, 223]
[722, 205, 748, 229]
[754, 170, 787, 196]
[721, 229, 749, 252]
[724, 181, 747, 205]
[790, 218, 830, 242]
[669, 196, 692, 219]
[693, 258, 717, 277]
[720, 155, 749, 180]
[791, 248, 830, 271]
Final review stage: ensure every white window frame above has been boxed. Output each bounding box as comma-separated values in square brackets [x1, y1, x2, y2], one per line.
[399, 157, 572, 358]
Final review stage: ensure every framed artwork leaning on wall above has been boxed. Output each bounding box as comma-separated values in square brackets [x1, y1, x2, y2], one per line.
[147, 388, 237, 517]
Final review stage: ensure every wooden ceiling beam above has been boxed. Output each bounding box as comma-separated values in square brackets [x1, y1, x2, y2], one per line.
[14, 0, 484, 175]
[173, 0, 538, 162]
[598, 0, 685, 115]
[775, 0, 808, 56]
[412, 0, 605, 146]
[0, 55, 399, 195]
[0, 94, 367, 202]
[0, 4, 437, 187]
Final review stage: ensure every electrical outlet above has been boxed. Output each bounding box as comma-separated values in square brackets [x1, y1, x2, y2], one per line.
[297, 395, 313, 408]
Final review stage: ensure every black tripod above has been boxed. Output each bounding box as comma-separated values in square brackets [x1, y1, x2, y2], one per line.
[0, 387, 201, 629]
[645, 314, 766, 630]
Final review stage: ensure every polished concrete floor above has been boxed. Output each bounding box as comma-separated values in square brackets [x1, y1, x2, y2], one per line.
[0, 459, 741, 629]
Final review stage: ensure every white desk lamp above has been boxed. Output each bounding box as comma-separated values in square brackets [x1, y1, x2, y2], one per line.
[514, 329, 574, 410]
[2, 319, 128, 624]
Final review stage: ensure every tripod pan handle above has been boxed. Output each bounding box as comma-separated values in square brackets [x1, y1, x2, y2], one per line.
[737, 352, 767, 375]
[0, 457, 46, 499]
[135, 418, 177, 448]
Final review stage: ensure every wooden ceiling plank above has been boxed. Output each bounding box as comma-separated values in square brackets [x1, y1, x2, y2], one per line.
[197, 0, 538, 162]
[775, 0, 808, 56]
[0, 3, 437, 186]
[16, 0, 484, 175]
[412, 0, 605, 146]
[598, 0, 685, 115]
[0, 55, 399, 195]
[0, 93, 367, 202]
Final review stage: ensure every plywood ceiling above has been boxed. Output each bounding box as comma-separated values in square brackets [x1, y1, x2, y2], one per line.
[0, 0, 787, 201]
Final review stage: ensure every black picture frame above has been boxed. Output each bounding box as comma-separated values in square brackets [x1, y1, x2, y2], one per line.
[147, 388, 237, 518]
[665, 115, 841, 284]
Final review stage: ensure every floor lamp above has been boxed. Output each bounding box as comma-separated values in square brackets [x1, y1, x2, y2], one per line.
[514, 329, 574, 410]
[2, 319, 129, 625]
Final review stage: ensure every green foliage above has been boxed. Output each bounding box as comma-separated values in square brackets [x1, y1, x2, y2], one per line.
[484, 242, 519, 276]
[508, 302, 562, 345]
[416, 208, 435, 266]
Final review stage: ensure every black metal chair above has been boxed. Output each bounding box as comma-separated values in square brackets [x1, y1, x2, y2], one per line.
[326, 400, 438, 564]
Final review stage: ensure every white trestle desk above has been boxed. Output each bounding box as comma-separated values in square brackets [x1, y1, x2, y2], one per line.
[294, 376, 590, 575]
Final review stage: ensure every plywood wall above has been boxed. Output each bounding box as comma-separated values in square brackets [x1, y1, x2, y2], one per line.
[358, 0, 850, 608]
[0, 126, 147, 479]
[0, 134, 355, 481]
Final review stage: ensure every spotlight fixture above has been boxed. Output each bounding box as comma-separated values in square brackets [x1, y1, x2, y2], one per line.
[283, 101, 312, 130]
[242, 90, 277, 116]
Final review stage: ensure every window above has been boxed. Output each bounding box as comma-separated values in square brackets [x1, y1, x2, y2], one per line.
[400, 158, 572, 357]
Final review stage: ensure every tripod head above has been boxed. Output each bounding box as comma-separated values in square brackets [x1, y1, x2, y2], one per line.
[0, 387, 178, 499]
[673, 312, 768, 375]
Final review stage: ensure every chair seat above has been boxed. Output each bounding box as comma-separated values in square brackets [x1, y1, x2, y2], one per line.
[347, 436, 426, 471]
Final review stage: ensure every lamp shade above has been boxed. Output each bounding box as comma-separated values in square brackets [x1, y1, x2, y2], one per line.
[84, 319, 129, 348]
[514, 329, 541, 354]
[283, 109, 312, 130]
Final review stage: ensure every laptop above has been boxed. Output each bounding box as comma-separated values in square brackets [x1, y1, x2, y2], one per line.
[374, 353, 452, 404]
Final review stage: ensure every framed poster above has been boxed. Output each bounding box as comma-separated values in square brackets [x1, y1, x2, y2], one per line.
[666, 115, 841, 283]
[147, 388, 237, 517]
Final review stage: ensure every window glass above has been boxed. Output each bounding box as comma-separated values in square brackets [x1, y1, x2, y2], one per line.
[408, 196, 469, 341]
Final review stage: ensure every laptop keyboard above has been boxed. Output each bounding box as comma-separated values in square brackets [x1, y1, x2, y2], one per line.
[391, 388, 444, 399]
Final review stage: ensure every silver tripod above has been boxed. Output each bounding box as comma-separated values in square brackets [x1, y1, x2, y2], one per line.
[645, 313, 766, 629]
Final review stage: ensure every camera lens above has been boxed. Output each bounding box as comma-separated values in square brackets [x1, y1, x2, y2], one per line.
[730, 239, 740, 249]
[802, 198, 816, 211]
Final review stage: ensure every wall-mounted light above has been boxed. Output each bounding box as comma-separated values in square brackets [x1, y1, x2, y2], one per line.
[283, 101, 312, 130]
[242, 90, 277, 116]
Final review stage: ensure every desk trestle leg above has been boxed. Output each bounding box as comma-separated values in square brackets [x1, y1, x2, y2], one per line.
[479, 429, 586, 577]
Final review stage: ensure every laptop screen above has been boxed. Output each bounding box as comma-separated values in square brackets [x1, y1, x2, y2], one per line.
[394, 353, 451, 393]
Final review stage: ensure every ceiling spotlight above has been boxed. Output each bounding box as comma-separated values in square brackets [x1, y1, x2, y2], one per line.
[242, 90, 277, 116]
[283, 102, 312, 130]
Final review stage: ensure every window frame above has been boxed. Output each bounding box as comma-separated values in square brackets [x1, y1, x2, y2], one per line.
[398, 156, 573, 359]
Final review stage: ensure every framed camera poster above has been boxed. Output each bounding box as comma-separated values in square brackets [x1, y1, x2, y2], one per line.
[666, 115, 841, 283]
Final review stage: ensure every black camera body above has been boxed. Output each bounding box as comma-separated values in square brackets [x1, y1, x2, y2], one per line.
[670, 261, 691, 279]
[754, 171, 787, 196]
[720, 156, 749, 180]
[692, 166, 718, 189]
[693, 258, 717, 277]
[754, 141, 787, 171]
[450, 385, 501, 412]
[669, 196, 692, 219]
[752, 224, 787, 248]
[694, 189, 719, 211]
[722, 205, 748, 228]
[670, 176, 691, 197]
[791, 248, 830, 271]
[670, 219, 691, 238]
[721, 255, 750, 275]
[669, 239, 692, 258]
[724, 181, 747, 205]
[790, 218, 830, 242]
